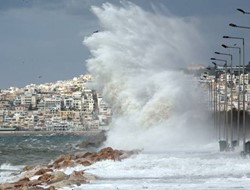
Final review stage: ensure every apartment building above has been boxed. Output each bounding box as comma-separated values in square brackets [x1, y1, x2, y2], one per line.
[20, 93, 37, 109]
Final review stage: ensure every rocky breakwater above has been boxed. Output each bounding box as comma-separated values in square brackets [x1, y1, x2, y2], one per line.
[0, 147, 140, 190]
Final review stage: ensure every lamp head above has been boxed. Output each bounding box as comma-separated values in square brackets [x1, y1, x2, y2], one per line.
[229, 23, 237, 27]
[211, 58, 216, 60]
[221, 44, 228, 48]
[212, 62, 217, 69]
[215, 52, 220, 54]
[223, 36, 229, 38]
[237, 8, 246, 14]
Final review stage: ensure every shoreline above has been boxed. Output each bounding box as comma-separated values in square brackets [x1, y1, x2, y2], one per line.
[0, 130, 105, 136]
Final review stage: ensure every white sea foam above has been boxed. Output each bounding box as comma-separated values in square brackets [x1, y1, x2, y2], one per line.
[84, 2, 210, 151]
[0, 163, 23, 183]
[60, 148, 250, 190]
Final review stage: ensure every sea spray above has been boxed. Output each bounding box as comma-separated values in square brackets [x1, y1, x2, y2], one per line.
[84, 2, 211, 151]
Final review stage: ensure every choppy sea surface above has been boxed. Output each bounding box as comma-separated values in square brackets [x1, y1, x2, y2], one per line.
[0, 134, 84, 165]
[2, 136, 250, 190]
[0, 132, 100, 183]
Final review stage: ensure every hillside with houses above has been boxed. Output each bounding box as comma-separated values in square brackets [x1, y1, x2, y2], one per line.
[0, 74, 112, 131]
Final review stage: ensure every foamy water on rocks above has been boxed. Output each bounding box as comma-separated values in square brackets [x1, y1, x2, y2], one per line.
[59, 145, 250, 190]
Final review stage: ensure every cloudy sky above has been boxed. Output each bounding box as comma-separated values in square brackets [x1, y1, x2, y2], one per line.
[0, 0, 250, 89]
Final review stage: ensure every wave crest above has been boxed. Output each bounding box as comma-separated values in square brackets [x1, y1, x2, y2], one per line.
[84, 2, 210, 150]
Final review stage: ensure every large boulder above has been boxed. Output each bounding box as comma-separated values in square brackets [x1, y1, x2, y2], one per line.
[34, 168, 53, 176]
[68, 171, 87, 183]
[47, 171, 68, 184]
[2, 177, 30, 190]
[51, 154, 75, 169]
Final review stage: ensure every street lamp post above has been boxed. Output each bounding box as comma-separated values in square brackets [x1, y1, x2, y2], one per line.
[222, 41, 246, 152]
[228, 24, 249, 151]
[215, 51, 234, 148]
[223, 36, 245, 148]
[205, 68, 213, 112]
[210, 63, 219, 139]
[204, 69, 213, 112]
[228, 27, 248, 153]
[211, 58, 228, 151]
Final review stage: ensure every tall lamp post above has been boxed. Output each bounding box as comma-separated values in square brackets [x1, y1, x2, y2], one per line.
[222, 44, 245, 151]
[210, 62, 219, 139]
[206, 66, 215, 136]
[211, 58, 228, 151]
[223, 36, 245, 145]
[215, 52, 234, 148]
[228, 24, 249, 153]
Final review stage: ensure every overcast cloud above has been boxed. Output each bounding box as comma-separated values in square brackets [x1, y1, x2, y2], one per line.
[0, 0, 250, 89]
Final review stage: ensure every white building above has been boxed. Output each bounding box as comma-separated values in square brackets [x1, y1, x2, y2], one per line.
[20, 93, 37, 109]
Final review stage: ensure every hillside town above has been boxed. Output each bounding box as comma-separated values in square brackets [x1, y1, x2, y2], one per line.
[0, 74, 112, 131]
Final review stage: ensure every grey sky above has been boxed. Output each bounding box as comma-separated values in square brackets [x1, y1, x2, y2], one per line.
[0, 0, 250, 89]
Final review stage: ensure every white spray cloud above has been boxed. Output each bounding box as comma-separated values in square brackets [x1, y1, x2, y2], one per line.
[84, 2, 211, 151]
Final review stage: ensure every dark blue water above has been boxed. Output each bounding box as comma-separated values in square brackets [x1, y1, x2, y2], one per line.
[0, 133, 101, 165]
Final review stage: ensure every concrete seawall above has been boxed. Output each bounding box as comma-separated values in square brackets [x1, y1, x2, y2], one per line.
[0, 130, 105, 136]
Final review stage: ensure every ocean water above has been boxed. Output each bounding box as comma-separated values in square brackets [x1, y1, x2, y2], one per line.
[0, 134, 82, 165]
[0, 132, 100, 183]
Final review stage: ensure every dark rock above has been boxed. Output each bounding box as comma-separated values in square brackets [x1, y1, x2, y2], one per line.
[47, 171, 68, 184]
[68, 171, 87, 183]
[38, 173, 53, 183]
[34, 168, 53, 176]
[23, 165, 37, 171]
